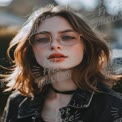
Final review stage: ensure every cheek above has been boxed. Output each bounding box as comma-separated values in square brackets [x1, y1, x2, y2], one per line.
[32, 47, 45, 66]
[71, 43, 84, 64]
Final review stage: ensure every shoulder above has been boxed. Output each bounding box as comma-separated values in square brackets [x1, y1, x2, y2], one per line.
[93, 89, 122, 122]
[94, 82, 122, 107]
[6, 90, 26, 107]
[7, 90, 46, 106]
[88, 81, 122, 122]
[104, 90, 122, 111]
[4, 90, 26, 112]
[94, 89, 122, 106]
[9, 91, 24, 99]
[1, 91, 26, 122]
[96, 81, 122, 101]
[2, 90, 25, 107]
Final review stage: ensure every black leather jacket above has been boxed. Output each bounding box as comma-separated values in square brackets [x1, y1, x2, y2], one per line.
[1, 82, 122, 122]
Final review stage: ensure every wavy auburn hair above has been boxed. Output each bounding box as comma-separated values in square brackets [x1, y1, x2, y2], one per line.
[2, 5, 121, 96]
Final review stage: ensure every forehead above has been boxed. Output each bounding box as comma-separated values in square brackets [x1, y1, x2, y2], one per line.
[38, 16, 73, 33]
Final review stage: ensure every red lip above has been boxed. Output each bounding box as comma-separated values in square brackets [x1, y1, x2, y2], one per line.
[48, 53, 67, 59]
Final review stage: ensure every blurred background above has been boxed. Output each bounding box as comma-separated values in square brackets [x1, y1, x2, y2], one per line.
[0, 0, 122, 117]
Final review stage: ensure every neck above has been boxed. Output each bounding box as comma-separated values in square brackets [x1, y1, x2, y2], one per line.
[49, 69, 77, 91]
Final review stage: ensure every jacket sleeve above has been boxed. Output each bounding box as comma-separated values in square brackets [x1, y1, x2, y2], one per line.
[1, 91, 25, 122]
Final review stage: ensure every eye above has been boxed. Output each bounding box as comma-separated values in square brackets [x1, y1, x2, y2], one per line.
[35, 37, 50, 43]
[62, 35, 76, 41]
[34, 33, 50, 43]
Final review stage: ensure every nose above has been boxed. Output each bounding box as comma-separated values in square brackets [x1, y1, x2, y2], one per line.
[50, 37, 62, 50]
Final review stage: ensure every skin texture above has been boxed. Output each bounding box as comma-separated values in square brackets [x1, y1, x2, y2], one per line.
[32, 16, 84, 70]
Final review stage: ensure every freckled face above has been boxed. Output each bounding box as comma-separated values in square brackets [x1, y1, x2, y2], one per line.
[32, 16, 84, 70]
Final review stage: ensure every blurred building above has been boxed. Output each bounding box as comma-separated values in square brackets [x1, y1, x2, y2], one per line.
[0, 0, 57, 66]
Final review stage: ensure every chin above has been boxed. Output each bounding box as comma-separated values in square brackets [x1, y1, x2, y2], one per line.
[41, 60, 79, 71]
[44, 65, 74, 72]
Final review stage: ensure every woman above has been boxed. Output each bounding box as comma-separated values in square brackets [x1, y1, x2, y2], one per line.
[1, 5, 122, 122]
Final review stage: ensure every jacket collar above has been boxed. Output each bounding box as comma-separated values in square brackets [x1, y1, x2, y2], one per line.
[96, 81, 122, 99]
[67, 88, 94, 109]
[17, 82, 116, 119]
[67, 81, 122, 109]
[17, 92, 46, 119]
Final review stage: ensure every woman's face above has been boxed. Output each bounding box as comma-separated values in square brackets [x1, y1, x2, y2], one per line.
[32, 16, 84, 70]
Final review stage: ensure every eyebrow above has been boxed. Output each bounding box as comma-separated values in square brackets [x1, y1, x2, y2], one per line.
[37, 29, 75, 34]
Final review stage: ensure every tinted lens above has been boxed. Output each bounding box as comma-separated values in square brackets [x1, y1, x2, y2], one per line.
[30, 33, 51, 47]
[60, 31, 80, 46]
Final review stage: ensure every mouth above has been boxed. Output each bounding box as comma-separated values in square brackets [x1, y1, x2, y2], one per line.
[48, 53, 68, 62]
[48, 53, 67, 59]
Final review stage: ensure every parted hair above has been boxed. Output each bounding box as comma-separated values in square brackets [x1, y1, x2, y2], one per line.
[2, 5, 121, 96]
